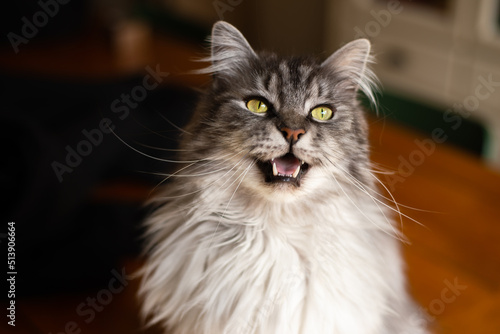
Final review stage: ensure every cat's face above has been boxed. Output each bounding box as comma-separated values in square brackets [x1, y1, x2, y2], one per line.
[183, 22, 377, 202]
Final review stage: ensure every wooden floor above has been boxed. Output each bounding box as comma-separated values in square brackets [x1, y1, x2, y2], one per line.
[2, 27, 500, 334]
[368, 116, 500, 334]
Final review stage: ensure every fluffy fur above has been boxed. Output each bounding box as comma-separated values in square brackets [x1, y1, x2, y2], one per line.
[139, 21, 428, 334]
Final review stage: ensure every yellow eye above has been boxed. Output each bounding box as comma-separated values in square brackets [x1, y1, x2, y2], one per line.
[246, 99, 268, 113]
[311, 106, 334, 121]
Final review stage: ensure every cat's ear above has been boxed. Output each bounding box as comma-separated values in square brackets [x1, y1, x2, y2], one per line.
[321, 39, 378, 105]
[198, 21, 257, 77]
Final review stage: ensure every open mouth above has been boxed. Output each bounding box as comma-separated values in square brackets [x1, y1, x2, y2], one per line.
[257, 153, 310, 187]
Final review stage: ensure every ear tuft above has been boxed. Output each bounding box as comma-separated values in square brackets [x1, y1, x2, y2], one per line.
[322, 39, 379, 109]
[196, 21, 257, 76]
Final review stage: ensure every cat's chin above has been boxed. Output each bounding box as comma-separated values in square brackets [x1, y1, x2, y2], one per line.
[256, 153, 310, 188]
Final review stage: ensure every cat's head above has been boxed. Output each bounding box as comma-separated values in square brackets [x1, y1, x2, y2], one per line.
[183, 21, 378, 202]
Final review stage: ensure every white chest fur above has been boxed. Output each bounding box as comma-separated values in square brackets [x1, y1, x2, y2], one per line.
[139, 191, 420, 334]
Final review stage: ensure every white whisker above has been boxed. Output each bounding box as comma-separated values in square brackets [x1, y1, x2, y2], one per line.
[329, 170, 404, 241]
[325, 156, 427, 237]
[151, 152, 251, 201]
[368, 171, 431, 227]
[134, 142, 194, 153]
[153, 108, 193, 136]
[326, 160, 405, 241]
[108, 127, 201, 164]
[207, 159, 256, 251]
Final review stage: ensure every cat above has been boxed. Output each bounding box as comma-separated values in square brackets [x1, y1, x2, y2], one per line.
[138, 21, 428, 334]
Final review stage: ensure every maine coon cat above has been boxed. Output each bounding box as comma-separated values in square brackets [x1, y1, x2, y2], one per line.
[139, 21, 428, 334]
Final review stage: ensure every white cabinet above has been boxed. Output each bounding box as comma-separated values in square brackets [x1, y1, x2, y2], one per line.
[325, 0, 500, 166]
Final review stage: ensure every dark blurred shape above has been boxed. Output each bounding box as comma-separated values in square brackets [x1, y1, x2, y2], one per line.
[0, 73, 197, 297]
[133, 2, 209, 43]
[497, 1, 500, 31]
[0, 0, 213, 297]
[376, 0, 449, 13]
[0, 0, 88, 46]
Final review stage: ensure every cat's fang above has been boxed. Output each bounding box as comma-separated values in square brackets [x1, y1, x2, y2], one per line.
[260, 155, 309, 187]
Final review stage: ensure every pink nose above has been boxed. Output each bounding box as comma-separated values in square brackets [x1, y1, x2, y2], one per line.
[280, 127, 305, 143]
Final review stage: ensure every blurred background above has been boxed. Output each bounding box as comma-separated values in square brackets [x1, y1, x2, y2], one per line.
[1, 0, 500, 332]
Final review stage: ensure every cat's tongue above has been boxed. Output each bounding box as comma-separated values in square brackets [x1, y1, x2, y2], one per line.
[271, 153, 301, 177]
